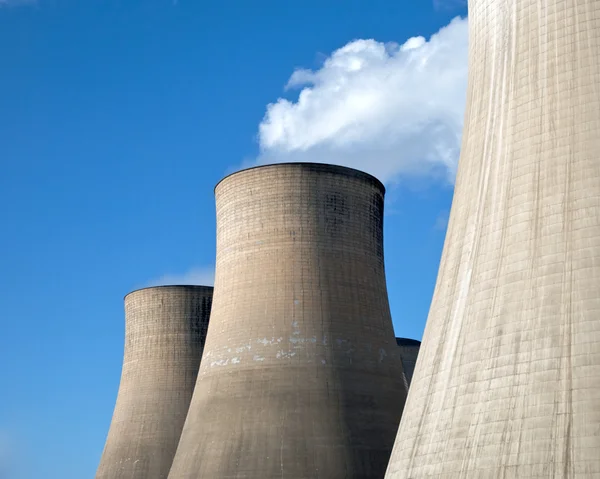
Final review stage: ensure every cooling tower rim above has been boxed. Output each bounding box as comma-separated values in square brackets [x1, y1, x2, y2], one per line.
[214, 162, 385, 194]
[395, 337, 422, 346]
[124, 284, 214, 301]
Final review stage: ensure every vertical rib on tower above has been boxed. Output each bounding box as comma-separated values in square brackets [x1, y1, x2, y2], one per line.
[386, 1, 600, 477]
[169, 163, 407, 479]
[96, 285, 213, 479]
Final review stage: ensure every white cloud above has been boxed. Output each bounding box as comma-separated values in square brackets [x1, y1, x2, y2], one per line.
[148, 266, 215, 287]
[256, 16, 468, 185]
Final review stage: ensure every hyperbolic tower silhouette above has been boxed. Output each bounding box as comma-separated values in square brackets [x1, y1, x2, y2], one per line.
[168, 163, 407, 479]
[386, 1, 600, 477]
[96, 285, 213, 479]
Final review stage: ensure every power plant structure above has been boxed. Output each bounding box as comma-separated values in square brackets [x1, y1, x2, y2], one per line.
[93, 1, 600, 475]
[385, 0, 600, 477]
[395, 338, 421, 388]
[167, 163, 408, 479]
[96, 285, 213, 479]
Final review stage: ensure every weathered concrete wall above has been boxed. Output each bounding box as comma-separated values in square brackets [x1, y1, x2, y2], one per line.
[96, 286, 213, 479]
[395, 338, 421, 388]
[169, 163, 407, 479]
[386, 1, 600, 477]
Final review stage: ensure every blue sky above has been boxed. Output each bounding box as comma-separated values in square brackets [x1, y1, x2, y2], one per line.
[0, 1, 467, 477]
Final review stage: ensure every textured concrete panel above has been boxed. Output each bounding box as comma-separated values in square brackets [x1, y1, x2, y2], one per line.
[169, 163, 407, 479]
[386, 1, 600, 477]
[96, 286, 213, 479]
[395, 338, 421, 388]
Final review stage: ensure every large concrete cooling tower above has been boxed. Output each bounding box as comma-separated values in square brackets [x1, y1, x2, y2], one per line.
[168, 163, 407, 479]
[96, 285, 213, 479]
[395, 338, 421, 387]
[386, 1, 600, 478]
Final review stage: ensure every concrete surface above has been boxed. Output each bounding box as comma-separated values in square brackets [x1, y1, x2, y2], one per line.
[95, 285, 213, 479]
[168, 163, 407, 479]
[385, 1, 600, 477]
[395, 338, 421, 388]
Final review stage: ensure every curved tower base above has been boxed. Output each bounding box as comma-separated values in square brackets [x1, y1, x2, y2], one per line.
[169, 163, 407, 479]
[96, 285, 213, 479]
[385, 1, 600, 477]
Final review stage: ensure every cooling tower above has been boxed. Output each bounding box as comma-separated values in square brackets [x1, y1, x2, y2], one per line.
[386, 1, 600, 477]
[168, 163, 407, 479]
[395, 338, 421, 387]
[96, 285, 213, 479]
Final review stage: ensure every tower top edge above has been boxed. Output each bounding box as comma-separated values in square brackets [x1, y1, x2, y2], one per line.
[214, 162, 385, 195]
[124, 284, 214, 301]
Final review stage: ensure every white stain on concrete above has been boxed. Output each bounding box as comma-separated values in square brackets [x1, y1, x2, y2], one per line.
[210, 358, 230, 367]
[291, 320, 301, 336]
[276, 350, 297, 359]
[257, 337, 283, 345]
[289, 336, 317, 345]
[235, 344, 252, 353]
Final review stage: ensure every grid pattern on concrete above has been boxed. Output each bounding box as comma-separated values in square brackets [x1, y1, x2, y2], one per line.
[95, 286, 213, 479]
[168, 163, 407, 479]
[385, 1, 600, 477]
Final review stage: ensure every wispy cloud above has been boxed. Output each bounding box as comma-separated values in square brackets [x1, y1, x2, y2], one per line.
[255, 16, 468, 185]
[148, 266, 215, 287]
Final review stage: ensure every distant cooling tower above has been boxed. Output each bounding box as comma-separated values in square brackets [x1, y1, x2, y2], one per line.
[395, 338, 421, 387]
[96, 285, 213, 479]
[386, 1, 600, 477]
[168, 163, 407, 479]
